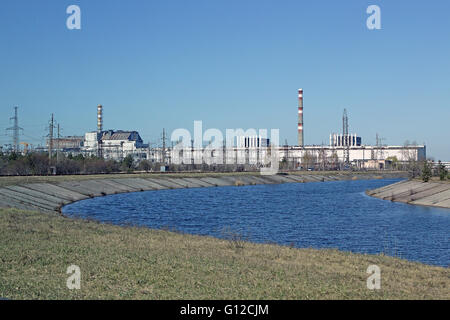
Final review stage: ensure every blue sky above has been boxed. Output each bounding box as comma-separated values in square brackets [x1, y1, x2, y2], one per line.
[0, 0, 449, 159]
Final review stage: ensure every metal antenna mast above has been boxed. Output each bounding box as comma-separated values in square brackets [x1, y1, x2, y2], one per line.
[6, 106, 23, 153]
[343, 109, 350, 165]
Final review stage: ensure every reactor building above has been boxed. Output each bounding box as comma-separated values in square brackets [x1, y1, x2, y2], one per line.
[60, 91, 426, 170]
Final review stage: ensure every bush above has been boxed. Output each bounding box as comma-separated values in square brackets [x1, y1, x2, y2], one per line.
[437, 161, 448, 181]
[422, 161, 432, 182]
[83, 159, 120, 174]
[137, 160, 152, 172]
[121, 155, 134, 171]
[25, 153, 51, 175]
[56, 159, 82, 175]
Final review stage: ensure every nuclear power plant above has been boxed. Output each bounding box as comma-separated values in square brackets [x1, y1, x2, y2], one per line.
[75, 89, 425, 170]
[3, 88, 427, 170]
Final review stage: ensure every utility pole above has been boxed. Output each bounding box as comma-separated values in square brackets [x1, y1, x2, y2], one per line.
[190, 139, 194, 167]
[162, 128, 166, 165]
[223, 138, 226, 167]
[376, 133, 379, 160]
[343, 109, 350, 166]
[56, 123, 61, 163]
[6, 106, 23, 153]
[48, 114, 55, 162]
[284, 139, 289, 170]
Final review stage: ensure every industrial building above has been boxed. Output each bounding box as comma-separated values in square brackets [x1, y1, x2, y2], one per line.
[1, 89, 430, 172]
[47, 136, 84, 151]
[81, 105, 148, 160]
[288, 88, 425, 168]
[277, 144, 425, 170]
[83, 130, 147, 160]
[50, 92, 426, 169]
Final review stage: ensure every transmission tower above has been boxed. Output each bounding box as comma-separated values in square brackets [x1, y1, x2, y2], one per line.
[6, 106, 23, 153]
[343, 109, 350, 165]
[376, 133, 386, 160]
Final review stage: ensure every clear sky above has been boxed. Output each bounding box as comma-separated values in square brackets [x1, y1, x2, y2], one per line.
[0, 0, 449, 159]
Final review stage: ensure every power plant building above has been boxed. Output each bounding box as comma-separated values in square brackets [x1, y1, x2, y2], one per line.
[83, 130, 147, 160]
[277, 144, 426, 170]
[46, 136, 84, 151]
[76, 94, 426, 168]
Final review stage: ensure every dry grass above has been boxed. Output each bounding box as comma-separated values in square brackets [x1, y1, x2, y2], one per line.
[234, 180, 246, 186]
[0, 208, 448, 300]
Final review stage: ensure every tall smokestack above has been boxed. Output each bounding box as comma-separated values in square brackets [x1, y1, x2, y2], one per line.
[298, 88, 304, 147]
[97, 104, 103, 133]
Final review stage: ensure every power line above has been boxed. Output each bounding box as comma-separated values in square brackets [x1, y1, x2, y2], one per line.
[21, 133, 44, 143]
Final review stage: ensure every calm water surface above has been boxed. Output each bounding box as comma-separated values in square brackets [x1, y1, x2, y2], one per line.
[63, 179, 450, 267]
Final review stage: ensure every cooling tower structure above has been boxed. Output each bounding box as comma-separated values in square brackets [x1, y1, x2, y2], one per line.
[298, 89, 304, 147]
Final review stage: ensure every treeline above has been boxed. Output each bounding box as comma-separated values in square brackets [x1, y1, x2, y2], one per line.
[2, 151, 448, 178]
[421, 160, 449, 182]
[0, 152, 251, 176]
[0, 153, 125, 176]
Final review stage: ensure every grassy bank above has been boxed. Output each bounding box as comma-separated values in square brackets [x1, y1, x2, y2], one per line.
[0, 208, 448, 299]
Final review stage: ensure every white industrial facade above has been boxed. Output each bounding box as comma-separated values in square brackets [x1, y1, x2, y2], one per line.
[140, 144, 426, 167]
[279, 145, 425, 163]
[277, 145, 426, 169]
[83, 130, 147, 160]
[80, 128, 425, 167]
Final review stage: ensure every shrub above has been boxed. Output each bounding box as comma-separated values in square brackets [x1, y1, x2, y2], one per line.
[221, 227, 247, 250]
[137, 160, 152, 172]
[422, 161, 432, 182]
[121, 155, 135, 171]
[437, 161, 448, 181]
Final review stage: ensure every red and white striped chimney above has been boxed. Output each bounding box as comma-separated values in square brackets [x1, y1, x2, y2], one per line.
[298, 88, 304, 147]
[97, 104, 103, 133]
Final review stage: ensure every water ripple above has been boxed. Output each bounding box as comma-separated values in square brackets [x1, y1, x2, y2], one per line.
[63, 179, 450, 267]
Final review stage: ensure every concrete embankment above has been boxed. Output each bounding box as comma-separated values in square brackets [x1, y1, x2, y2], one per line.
[0, 172, 407, 213]
[367, 180, 450, 209]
